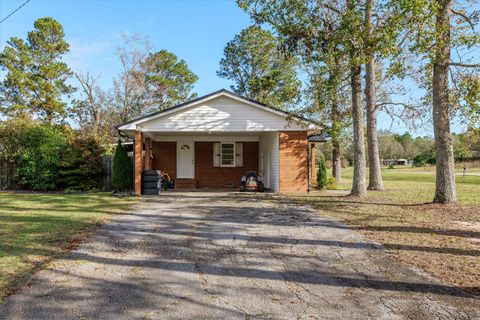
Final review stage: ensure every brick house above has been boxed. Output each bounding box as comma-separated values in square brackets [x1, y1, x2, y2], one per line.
[117, 89, 320, 194]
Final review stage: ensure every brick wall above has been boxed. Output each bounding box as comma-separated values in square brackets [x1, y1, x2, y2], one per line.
[134, 131, 143, 195]
[195, 141, 258, 188]
[152, 142, 177, 179]
[278, 131, 308, 193]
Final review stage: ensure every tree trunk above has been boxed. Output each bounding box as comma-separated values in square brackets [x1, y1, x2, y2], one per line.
[331, 90, 342, 182]
[365, 0, 384, 190]
[350, 64, 367, 197]
[332, 138, 341, 182]
[432, 0, 456, 204]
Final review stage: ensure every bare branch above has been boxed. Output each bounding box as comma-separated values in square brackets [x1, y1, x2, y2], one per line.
[450, 8, 475, 30]
[448, 62, 480, 68]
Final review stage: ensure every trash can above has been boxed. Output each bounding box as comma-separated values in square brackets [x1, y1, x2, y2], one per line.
[142, 170, 162, 195]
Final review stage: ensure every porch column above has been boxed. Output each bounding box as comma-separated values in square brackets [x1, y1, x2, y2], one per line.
[310, 143, 316, 182]
[134, 131, 143, 196]
[145, 137, 152, 170]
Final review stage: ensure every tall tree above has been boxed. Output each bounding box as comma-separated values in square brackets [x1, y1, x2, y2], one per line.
[343, 0, 367, 196]
[0, 17, 74, 123]
[217, 25, 301, 109]
[237, 1, 357, 186]
[143, 50, 198, 111]
[302, 6, 351, 183]
[70, 72, 115, 144]
[393, 0, 480, 203]
[112, 34, 198, 123]
[111, 34, 154, 123]
[364, 0, 384, 190]
[432, 0, 456, 203]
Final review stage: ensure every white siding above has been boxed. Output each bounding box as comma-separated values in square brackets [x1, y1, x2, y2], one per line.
[137, 96, 307, 132]
[259, 132, 279, 192]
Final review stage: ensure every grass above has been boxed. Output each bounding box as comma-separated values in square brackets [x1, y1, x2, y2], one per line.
[297, 167, 480, 295]
[0, 192, 137, 301]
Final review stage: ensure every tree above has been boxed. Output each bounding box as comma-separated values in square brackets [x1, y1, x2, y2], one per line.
[70, 72, 115, 144]
[392, 0, 480, 203]
[58, 136, 104, 191]
[0, 17, 74, 123]
[112, 34, 198, 123]
[301, 6, 351, 183]
[364, 0, 384, 190]
[432, 0, 457, 203]
[15, 123, 70, 190]
[112, 140, 133, 191]
[112, 34, 154, 123]
[343, 0, 367, 197]
[143, 50, 198, 111]
[317, 152, 328, 189]
[237, 1, 362, 191]
[217, 25, 301, 109]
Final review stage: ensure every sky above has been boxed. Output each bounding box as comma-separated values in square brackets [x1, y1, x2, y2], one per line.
[0, 0, 475, 136]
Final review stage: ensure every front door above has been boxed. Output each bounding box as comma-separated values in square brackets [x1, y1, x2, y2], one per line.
[177, 141, 194, 178]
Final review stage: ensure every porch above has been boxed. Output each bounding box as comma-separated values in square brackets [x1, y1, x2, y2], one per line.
[134, 132, 281, 193]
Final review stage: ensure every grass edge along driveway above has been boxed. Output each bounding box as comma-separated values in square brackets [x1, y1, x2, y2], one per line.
[0, 192, 137, 302]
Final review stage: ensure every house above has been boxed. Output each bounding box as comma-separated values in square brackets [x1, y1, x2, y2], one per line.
[382, 158, 412, 166]
[117, 89, 321, 195]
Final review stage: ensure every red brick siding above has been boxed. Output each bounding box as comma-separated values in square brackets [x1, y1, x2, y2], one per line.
[195, 141, 258, 188]
[152, 142, 177, 179]
[278, 131, 308, 193]
[134, 131, 143, 195]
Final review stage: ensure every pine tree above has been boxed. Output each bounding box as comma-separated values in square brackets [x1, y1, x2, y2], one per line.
[0, 17, 73, 122]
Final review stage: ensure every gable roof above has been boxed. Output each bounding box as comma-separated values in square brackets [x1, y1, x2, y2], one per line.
[117, 89, 317, 131]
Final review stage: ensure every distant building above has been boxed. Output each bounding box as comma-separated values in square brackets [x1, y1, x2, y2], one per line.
[382, 158, 412, 166]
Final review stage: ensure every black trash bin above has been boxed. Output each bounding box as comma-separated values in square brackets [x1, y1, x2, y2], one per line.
[142, 170, 162, 195]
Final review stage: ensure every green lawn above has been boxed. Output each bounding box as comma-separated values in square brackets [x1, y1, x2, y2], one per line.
[299, 167, 480, 294]
[339, 167, 480, 203]
[0, 192, 137, 301]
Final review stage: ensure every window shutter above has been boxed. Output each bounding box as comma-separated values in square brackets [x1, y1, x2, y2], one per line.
[236, 142, 243, 167]
[213, 142, 220, 167]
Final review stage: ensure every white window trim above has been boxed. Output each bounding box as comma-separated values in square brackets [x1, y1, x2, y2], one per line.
[220, 142, 236, 167]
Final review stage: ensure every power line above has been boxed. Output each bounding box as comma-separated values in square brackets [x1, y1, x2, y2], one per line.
[0, 0, 31, 25]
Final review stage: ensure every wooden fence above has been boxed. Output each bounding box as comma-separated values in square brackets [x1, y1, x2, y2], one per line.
[101, 156, 114, 191]
[100, 155, 134, 191]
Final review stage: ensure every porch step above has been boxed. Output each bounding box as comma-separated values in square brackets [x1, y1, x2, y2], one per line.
[175, 178, 197, 190]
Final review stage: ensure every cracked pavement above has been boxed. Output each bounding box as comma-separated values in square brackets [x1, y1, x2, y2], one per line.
[1, 192, 479, 319]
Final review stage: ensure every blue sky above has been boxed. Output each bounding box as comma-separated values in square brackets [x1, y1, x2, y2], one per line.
[0, 0, 474, 136]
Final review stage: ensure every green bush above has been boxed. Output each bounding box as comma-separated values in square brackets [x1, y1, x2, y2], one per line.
[414, 151, 436, 165]
[112, 140, 132, 191]
[326, 176, 337, 190]
[15, 124, 69, 190]
[317, 152, 327, 189]
[58, 136, 105, 191]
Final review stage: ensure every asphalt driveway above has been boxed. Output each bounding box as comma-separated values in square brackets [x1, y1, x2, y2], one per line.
[1, 192, 479, 319]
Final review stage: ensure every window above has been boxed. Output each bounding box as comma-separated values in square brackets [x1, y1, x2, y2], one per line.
[221, 142, 235, 167]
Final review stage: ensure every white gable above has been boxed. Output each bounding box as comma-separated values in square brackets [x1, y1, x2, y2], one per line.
[119, 91, 310, 134]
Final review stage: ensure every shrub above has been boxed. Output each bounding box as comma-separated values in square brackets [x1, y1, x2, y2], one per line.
[317, 152, 327, 189]
[326, 176, 337, 190]
[15, 124, 69, 190]
[58, 136, 105, 191]
[112, 140, 132, 191]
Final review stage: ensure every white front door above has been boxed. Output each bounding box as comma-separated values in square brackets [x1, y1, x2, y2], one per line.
[177, 141, 195, 178]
